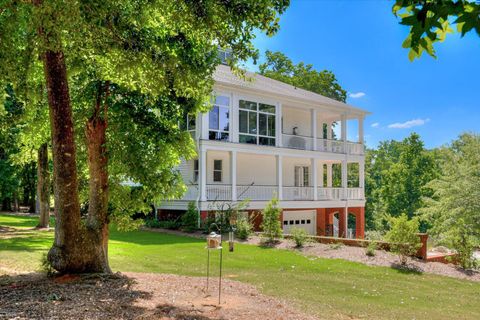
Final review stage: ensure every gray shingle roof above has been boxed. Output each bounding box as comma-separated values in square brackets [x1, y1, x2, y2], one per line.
[214, 64, 370, 115]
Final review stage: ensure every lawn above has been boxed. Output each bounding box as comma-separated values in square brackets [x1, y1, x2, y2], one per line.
[1, 214, 479, 320]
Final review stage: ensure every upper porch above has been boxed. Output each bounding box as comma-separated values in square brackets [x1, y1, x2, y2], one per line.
[184, 89, 367, 156]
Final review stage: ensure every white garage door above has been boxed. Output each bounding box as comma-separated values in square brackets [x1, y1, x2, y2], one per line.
[283, 210, 316, 235]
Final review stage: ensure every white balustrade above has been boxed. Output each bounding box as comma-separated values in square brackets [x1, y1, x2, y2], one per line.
[347, 142, 364, 155]
[182, 185, 199, 201]
[282, 133, 314, 150]
[316, 138, 345, 153]
[347, 187, 364, 200]
[237, 185, 278, 201]
[282, 186, 314, 200]
[206, 184, 232, 201]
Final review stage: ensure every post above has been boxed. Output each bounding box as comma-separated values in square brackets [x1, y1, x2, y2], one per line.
[359, 159, 365, 198]
[319, 161, 324, 187]
[358, 115, 364, 145]
[200, 148, 207, 201]
[231, 93, 239, 143]
[276, 155, 283, 200]
[231, 150, 237, 201]
[276, 103, 282, 147]
[201, 112, 209, 140]
[341, 113, 347, 154]
[326, 121, 333, 152]
[311, 158, 317, 200]
[311, 109, 317, 151]
[327, 163, 333, 187]
[342, 159, 347, 200]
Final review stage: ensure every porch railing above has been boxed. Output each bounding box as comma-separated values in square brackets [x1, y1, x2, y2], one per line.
[282, 133, 314, 150]
[346, 142, 364, 155]
[283, 186, 314, 200]
[347, 187, 364, 200]
[237, 185, 277, 201]
[206, 184, 232, 201]
[317, 187, 344, 200]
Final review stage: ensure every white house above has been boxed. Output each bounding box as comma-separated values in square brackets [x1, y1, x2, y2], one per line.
[158, 64, 370, 239]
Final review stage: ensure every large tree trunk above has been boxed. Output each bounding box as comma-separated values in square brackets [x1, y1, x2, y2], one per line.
[36, 143, 50, 228]
[85, 82, 111, 272]
[43, 50, 110, 273]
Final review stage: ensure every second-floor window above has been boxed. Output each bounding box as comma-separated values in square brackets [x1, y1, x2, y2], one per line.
[294, 166, 310, 187]
[239, 99, 276, 146]
[209, 95, 230, 141]
[193, 160, 199, 183]
[213, 160, 223, 182]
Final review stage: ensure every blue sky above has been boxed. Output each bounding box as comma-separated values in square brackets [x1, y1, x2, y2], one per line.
[245, 0, 480, 149]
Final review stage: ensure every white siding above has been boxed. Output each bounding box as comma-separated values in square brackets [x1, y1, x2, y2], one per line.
[282, 107, 311, 136]
[237, 153, 276, 186]
[206, 150, 231, 184]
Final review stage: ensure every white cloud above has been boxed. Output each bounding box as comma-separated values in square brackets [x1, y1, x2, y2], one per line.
[349, 92, 366, 98]
[388, 118, 430, 129]
[371, 122, 379, 128]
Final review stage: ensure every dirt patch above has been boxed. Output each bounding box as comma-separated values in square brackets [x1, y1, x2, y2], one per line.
[0, 272, 316, 320]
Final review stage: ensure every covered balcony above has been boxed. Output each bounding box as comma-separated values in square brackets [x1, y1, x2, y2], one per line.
[181, 150, 365, 202]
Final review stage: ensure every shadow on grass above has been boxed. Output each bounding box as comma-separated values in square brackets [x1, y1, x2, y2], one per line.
[390, 262, 424, 275]
[0, 272, 152, 319]
[110, 228, 204, 246]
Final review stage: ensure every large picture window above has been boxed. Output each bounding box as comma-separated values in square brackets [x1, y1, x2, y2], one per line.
[209, 95, 230, 141]
[239, 99, 276, 146]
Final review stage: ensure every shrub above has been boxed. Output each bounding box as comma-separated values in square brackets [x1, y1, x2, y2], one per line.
[385, 213, 421, 265]
[365, 230, 384, 241]
[449, 222, 478, 270]
[365, 241, 377, 257]
[329, 242, 343, 250]
[145, 218, 181, 230]
[41, 253, 55, 277]
[291, 227, 309, 248]
[260, 198, 283, 243]
[181, 202, 198, 233]
[235, 217, 253, 240]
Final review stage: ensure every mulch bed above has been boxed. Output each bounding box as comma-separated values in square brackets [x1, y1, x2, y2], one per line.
[0, 272, 316, 320]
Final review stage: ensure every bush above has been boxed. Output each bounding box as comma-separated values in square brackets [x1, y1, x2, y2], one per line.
[365, 230, 384, 241]
[181, 202, 198, 233]
[145, 218, 181, 230]
[365, 241, 377, 257]
[235, 217, 253, 240]
[449, 222, 478, 270]
[291, 227, 309, 247]
[385, 214, 421, 265]
[329, 242, 343, 250]
[260, 198, 283, 243]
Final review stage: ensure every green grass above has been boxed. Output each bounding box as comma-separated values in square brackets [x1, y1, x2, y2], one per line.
[1, 214, 479, 319]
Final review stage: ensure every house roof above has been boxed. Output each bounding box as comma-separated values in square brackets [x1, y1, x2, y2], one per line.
[213, 64, 370, 116]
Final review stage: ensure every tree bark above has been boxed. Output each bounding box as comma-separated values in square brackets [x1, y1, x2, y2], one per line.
[83, 81, 111, 273]
[36, 143, 50, 228]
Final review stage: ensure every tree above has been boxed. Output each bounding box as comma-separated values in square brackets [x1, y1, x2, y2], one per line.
[1, 0, 289, 273]
[365, 133, 439, 230]
[261, 197, 283, 243]
[385, 213, 421, 265]
[258, 51, 347, 102]
[393, 0, 480, 60]
[421, 133, 480, 269]
[36, 143, 50, 228]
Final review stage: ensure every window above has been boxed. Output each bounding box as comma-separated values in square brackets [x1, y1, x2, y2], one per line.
[213, 160, 222, 182]
[239, 99, 275, 146]
[181, 114, 196, 137]
[294, 166, 310, 187]
[193, 160, 199, 182]
[209, 96, 230, 141]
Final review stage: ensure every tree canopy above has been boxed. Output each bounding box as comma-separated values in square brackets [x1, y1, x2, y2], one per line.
[258, 50, 347, 102]
[393, 0, 480, 60]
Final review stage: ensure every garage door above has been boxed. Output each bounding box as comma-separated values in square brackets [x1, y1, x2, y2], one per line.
[283, 210, 316, 235]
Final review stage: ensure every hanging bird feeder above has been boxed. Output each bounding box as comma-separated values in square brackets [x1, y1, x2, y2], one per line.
[205, 231, 223, 304]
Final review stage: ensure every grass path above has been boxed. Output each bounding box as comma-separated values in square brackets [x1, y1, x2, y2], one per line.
[1, 214, 479, 319]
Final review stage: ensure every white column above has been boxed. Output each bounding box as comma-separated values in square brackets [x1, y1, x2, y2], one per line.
[341, 113, 347, 154]
[201, 112, 209, 140]
[199, 148, 207, 201]
[327, 163, 333, 187]
[311, 158, 318, 200]
[326, 121, 332, 152]
[359, 159, 365, 199]
[231, 93, 239, 143]
[276, 103, 282, 147]
[276, 155, 283, 200]
[231, 150, 237, 201]
[319, 162, 324, 187]
[358, 115, 364, 145]
[311, 109, 317, 151]
[342, 159, 348, 200]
